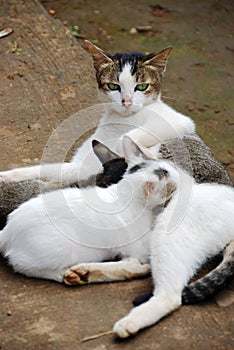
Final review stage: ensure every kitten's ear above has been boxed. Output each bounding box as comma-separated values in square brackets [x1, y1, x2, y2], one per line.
[143, 46, 173, 74]
[84, 40, 113, 70]
[92, 140, 120, 165]
[122, 136, 149, 163]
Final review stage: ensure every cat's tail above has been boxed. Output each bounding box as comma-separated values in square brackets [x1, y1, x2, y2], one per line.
[182, 240, 234, 304]
[132, 241, 234, 307]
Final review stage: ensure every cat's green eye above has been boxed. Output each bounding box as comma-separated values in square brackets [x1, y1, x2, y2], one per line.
[107, 83, 120, 91]
[135, 83, 149, 91]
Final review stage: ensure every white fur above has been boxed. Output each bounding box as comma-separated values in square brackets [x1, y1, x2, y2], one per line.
[0, 151, 176, 283]
[0, 163, 155, 282]
[64, 258, 150, 285]
[114, 164, 234, 338]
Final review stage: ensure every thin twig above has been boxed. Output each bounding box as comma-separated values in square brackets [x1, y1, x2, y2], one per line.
[80, 330, 114, 342]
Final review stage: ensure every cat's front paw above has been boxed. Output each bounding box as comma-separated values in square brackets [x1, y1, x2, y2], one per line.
[0, 171, 14, 183]
[63, 266, 90, 285]
[113, 315, 140, 338]
[0, 169, 25, 183]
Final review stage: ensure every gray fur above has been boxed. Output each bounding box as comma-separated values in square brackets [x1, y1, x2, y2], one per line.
[182, 240, 234, 303]
[158, 134, 232, 186]
[0, 179, 71, 229]
[133, 241, 234, 307]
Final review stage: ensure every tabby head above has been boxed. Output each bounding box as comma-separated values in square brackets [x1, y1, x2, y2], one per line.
[85, 41, 172, 116]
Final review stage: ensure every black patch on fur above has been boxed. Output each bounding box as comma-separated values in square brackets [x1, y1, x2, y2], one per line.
[0, 217, 6, 230]
[128, 162, 147, 174]
[112, 52, 147, 74]
[96, 158, 128, 188]
[102, 254, 123, 262]
[153, 168, 168, 180]
[133, 292, 153, 306]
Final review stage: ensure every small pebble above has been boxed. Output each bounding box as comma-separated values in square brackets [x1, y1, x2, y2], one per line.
[48, 9, 55, 16]
[187, 106, 194, 112]
[130, 27, 137, 35]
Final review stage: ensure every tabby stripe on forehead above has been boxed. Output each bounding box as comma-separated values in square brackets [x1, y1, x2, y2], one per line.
[130, 59, 139, 75]
[112, 52, 146, 74]
[118, 57, 138, 75]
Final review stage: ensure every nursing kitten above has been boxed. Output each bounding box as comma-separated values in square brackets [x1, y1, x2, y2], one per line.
[113, 153, 234, 338]
[0, 140, 159, 282]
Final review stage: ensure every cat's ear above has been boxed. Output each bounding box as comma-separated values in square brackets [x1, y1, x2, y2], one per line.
[84, 40, 113, 70]
[92, 140, 120, 165]
[143, 46, 173, 74]
[122, 136, 149, 163]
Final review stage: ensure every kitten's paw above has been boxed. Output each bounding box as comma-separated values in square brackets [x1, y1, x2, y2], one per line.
[113, 316, 140, 338]
[63, 266, 90, 286]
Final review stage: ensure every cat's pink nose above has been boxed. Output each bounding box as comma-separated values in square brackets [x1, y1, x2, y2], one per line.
[122, 98, 132, 108]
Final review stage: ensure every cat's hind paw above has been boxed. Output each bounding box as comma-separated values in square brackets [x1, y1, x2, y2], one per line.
[63, 266, 90, 286]
[113, 316, 140, 338]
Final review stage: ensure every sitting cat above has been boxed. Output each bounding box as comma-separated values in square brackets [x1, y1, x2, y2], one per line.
[113, 149, 234, 338]
[0, 41, 196, 184]
[0, 40, 231, 199]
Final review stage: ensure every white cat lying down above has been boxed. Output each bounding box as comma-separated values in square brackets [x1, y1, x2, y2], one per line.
[0, 138, 160, 282]
[1, 137, 233, 339]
